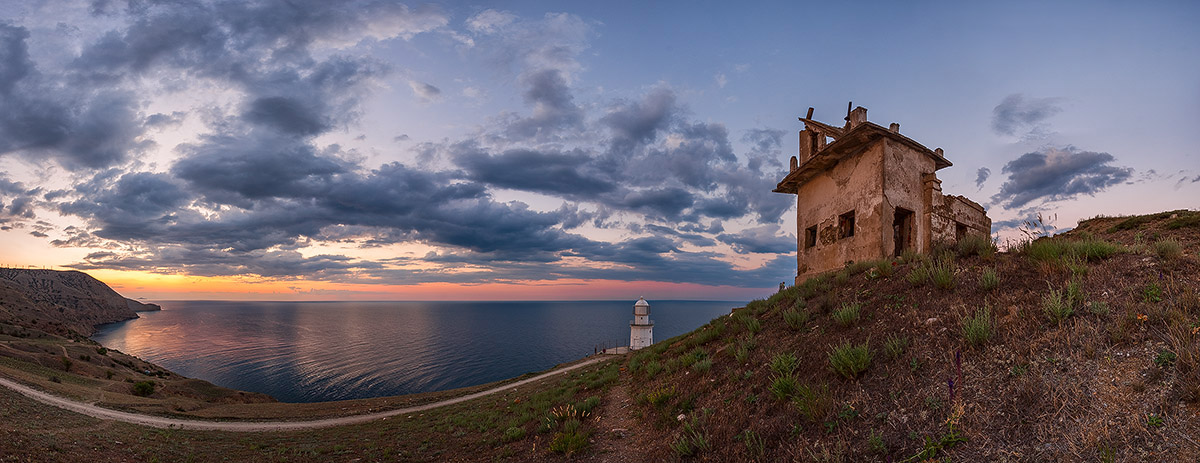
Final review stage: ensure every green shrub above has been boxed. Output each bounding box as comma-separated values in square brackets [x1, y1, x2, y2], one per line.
[132, 380, 155, 397]
[693, 358, 712, 374]
[960, 307, 995, 348]
[979, 268, 999, 291]
[883, 334, 909, 359]
[59, 356, 72, 371]
[829, 341, 872, 379]
[1155, 239, 1183, 260]
[96, 347, 108, 355]
[1142, 282, 1164, 303]
[832, 302, 862, 327]
[783, 308, 810, 330]
[1043, 286, 1073, 323]
[644, 386, 675, 408]
[739, 314, 762, 334]
[1154, 350, 1177, 368]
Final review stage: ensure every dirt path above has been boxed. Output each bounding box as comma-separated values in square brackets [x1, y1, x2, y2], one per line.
[584, 365, 645, 463]
[0, 356, 613, 432]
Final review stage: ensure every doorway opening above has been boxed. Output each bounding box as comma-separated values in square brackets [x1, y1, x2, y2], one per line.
[893, 208, 914, 257]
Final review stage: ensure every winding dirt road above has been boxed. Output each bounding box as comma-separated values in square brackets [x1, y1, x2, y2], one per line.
[0, 355, 613, 432]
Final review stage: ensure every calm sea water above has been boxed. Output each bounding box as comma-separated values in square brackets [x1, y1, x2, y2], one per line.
[91, 300, 736, 403]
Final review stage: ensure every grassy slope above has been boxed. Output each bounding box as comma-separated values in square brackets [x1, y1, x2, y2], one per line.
[622, 210, 1200, 462]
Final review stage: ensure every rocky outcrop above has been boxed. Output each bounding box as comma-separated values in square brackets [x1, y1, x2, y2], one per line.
[0, 268, 154, 336]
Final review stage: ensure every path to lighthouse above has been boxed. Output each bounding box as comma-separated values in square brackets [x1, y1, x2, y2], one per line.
[0, 355, 615, 432]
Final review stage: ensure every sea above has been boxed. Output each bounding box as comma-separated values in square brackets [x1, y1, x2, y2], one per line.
[91, 300, 738, 403]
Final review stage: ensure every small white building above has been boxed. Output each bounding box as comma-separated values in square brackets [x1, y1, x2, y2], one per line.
[630, 297, 653, 350]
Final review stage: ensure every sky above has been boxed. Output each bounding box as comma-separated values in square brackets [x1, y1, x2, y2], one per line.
[0, 0, 1196, 301]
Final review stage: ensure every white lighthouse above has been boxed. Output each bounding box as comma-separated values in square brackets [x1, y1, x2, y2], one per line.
[630, 297, 653, 350]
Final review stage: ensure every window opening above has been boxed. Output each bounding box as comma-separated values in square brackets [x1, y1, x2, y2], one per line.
[838, 211, 855, 239]
[804, 225, 818, 249]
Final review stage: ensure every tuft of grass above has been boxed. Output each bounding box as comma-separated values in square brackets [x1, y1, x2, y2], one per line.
[956, 234, 995, 257]
[979, 268, 999, 291]
[769, 352, 799, 376]
[1026, 237, 1122, 262]
[502, 426, 526, 442]
[783, 308, 811, 330]
[792, 382, 835, 423]
[883, 334, 909, 360]
[672, 418, 711, 457]
[645, 360, 663, 378]
[828, 341, 872, 379]
[741, 315, 762, 334]
[1155, 239, 1183, 260]
[1043, 285, 1074, 324]
[868, 428, 887, 454]
[832, 302, 862, 327]
[960, 306, 995, 348]
[769, 375, 800, 400]
[929, 257, 956, 290]
[906, 266, 929, 286]
[872, 259, 894, 278]
[740, 429, 766, 459]
[692, 358, 712, 374]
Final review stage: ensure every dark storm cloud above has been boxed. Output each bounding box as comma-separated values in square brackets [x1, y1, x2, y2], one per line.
[601, 87, 675, 149]
[617, 187, 695, 219]
[71, 246, 370, 278]
[0, 25, 150, 170]
[505, 69, 583, 139]
[716, 225, 794, 254]
[59, 171, 192, 240]
[244, 97, 329, 135]
[452, 146, 615, 195]
[173, 131, 347, 203]
[0, 23, 33, 95]
[975, 167, 991, 188]
[991, 146, 1133, 208]
[991, 94, 1062, 137]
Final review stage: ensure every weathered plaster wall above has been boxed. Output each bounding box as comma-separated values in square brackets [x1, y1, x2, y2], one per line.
[881, 140, 939, 257]
[795, 143, 886, 281]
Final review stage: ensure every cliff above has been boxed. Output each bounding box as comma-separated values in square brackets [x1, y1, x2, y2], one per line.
[0, 268, 157, 337]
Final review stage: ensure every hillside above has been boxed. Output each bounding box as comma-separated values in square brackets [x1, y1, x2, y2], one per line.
[613, 209, 1200, 461]
[0, 268, 159, 338]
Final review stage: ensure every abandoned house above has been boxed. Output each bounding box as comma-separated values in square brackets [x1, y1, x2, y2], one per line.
[774, 105, 991, 283]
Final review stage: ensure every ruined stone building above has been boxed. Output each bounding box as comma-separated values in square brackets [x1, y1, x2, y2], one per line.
[774, 105, 991, 282]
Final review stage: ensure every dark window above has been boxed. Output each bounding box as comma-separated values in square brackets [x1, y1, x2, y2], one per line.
[839, 211, 855, 239]
[804, 225, 817, 249]
[955, 222, 968, 241]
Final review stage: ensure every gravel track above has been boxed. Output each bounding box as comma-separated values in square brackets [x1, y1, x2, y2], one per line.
[0, 356, 612, 432]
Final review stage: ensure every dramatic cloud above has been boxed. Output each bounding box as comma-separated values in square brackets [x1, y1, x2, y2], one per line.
[991, 94, 1062, 137]
[975, 167, 991, 188]
[3, 4, 798, 290]
[716, 225, 794, 254]
[991, 146, 1133, 208]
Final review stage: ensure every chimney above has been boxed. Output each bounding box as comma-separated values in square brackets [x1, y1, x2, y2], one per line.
[847, 106, 868, 129]
[889, 123, 900, 133]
